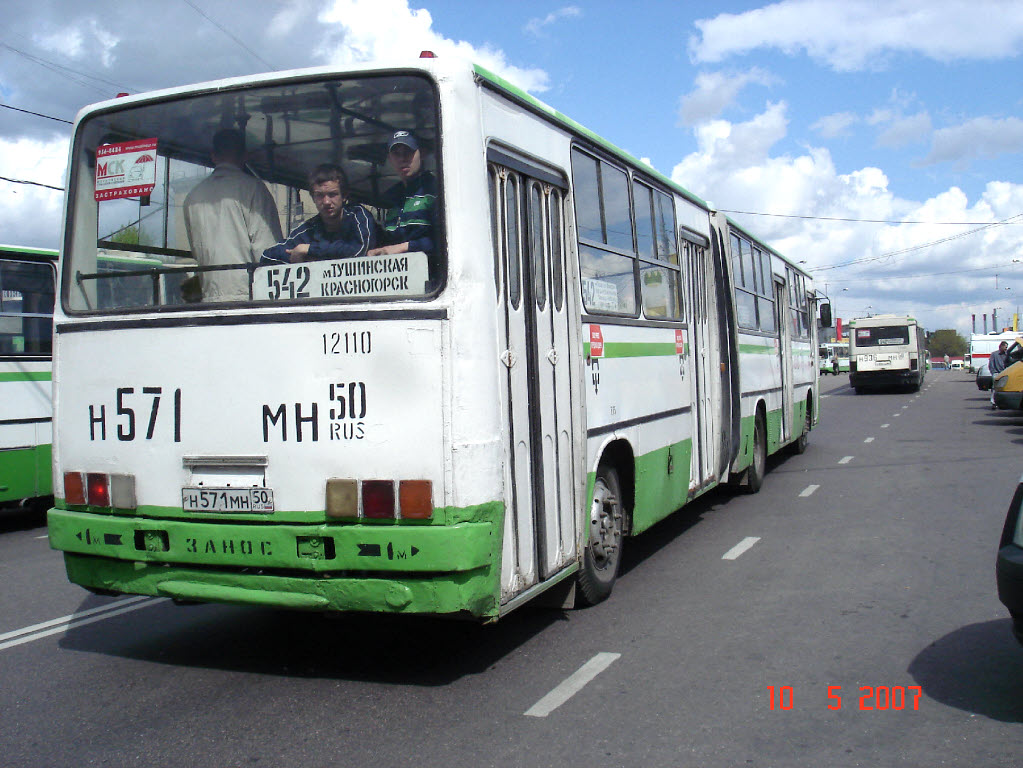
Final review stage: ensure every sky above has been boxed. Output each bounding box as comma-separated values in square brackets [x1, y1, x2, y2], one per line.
[1, 0, 1022, 336]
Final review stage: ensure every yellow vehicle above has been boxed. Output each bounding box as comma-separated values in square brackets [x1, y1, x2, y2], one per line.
[992, 337, 1023, 409]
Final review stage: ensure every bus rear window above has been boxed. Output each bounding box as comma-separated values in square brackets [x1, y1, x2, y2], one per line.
[65, 74, 442, 313]
[855, 326, 911, 347]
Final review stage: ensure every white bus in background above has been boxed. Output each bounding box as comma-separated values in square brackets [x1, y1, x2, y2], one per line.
[848, 314, 926, 393]
[0, 245, 56, 511]
[47, 55, 826, 621]
[970, 330, 1018, 373]
[818, 341, 850, 375]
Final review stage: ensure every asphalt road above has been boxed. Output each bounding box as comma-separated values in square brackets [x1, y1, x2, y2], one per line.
[2, 369, 1021, 767]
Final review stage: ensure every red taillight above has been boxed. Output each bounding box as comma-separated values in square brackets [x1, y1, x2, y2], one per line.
[399, 480, 433, 519]
[419, 50, 437, 58]
[362, 481, 395, 519]
[86, 473, 110, 507]
[64, 472, 86, 505]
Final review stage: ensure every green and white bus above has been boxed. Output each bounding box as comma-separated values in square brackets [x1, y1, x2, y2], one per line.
[0, 245, 57, 510]
[48, 56, 826, 620]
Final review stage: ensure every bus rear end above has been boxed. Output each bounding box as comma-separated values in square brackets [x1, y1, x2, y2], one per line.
[848, 315, 924, 392]
[48, 63, 505, 620]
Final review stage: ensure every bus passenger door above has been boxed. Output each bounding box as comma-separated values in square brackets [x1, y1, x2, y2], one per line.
[776, 278, 793, 445]
[489, 158, 577, 599]
[685, 233, 719, 490]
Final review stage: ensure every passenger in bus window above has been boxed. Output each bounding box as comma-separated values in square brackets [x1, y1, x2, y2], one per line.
[262, 164, 377, 264]
[183, 129, 283, 301]
[368, 131, 436, 256]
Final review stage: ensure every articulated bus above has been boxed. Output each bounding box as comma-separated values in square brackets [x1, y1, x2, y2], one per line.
[0, 245, 56, 510]
[48, 56, 826, 620]
[848, 314, 926, 393]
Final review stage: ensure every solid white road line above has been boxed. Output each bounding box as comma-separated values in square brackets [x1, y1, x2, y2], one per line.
[722, 536, 761, 560]
[799, 485, 819, 497]
[0, 596, 163, 652]
[524, 652, 622, 717]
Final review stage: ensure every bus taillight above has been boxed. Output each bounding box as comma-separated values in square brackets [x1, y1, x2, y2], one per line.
[86, 473, 110, 507]
[399, 480, 433, 519]
[64, 472, 86, 505]
[325, 479, 433, 519]
[64, 471, 136, 510]
[363, 481, 395, 519]
[326, 479, 359, 519]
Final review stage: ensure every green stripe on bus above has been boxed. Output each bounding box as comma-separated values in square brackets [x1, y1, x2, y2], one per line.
[738, 344, 776, 355]
[0, 371, 52, 382]
[583, 341, 685, 358]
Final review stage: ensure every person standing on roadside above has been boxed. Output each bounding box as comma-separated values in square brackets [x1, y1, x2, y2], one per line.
[989, 340, 1009, 408]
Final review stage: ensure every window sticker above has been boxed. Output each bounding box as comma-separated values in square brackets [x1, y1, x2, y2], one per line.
[95, 138, 158, 201]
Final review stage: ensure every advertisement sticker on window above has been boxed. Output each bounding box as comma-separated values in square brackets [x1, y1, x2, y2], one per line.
[95, 138, 158, 201]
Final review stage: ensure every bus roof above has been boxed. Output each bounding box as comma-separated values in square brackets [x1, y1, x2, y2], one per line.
[849, 314, 919, 326]
[70, 55, 809, 281]
[0, 244, 58, 260]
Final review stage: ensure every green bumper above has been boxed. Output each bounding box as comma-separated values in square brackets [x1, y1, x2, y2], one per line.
[48, 507, 501, 619]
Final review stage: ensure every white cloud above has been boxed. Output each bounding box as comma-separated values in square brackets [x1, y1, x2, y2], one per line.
[690, 0, 1023, 71]
[812, 112, 858, 139]
[876, 111, 932, 148]
[317, 0, 550, 93]
[524, 6, 582, 37]
[923, 116, 1023, 166]
[679, 68, 777, 125]
[0, 136, 68, 249]
[670, 101, 1023, 335]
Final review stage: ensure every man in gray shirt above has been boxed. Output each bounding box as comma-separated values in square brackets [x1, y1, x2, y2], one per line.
[184, 129, 282, 301]
[989, 340, 1009, 408]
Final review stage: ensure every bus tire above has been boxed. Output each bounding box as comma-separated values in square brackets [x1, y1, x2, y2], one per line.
[791, 404, 811, 455]
[745, 413, 767, 494]
[577, 465, 625, 606]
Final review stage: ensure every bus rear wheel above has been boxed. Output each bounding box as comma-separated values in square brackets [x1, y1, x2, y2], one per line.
[745, 413, 767, 493]
[577, 465, 624, 606]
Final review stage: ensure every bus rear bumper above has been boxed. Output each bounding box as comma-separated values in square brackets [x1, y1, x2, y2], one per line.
[849, 370, 919, 388]
[48, 507, 502, 619]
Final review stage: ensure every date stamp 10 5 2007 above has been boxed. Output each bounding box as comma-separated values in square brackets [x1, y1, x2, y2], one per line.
[767, 685, 923, 711]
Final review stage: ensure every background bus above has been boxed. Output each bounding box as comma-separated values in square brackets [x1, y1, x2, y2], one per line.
[0, 245, 56, 512]
[819, 341, 850, 375]
[848, 314, 926, 393]
[48, 56, 826, 620]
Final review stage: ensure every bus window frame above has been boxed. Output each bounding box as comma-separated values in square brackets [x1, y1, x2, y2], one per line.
[61, 70, 447, 317]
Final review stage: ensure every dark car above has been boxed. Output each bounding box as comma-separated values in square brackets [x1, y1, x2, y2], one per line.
[996, 477, 1023, 646]
[976, 363, 993, 390]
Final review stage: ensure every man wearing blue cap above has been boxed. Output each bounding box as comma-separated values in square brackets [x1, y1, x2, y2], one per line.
[369, 131, 436, 256]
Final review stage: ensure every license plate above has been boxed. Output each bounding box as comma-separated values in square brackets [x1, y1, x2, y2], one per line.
[181, 487, 274, 513]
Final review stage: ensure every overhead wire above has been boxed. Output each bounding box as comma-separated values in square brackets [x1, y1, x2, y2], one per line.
[180, 0, 276, 72]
